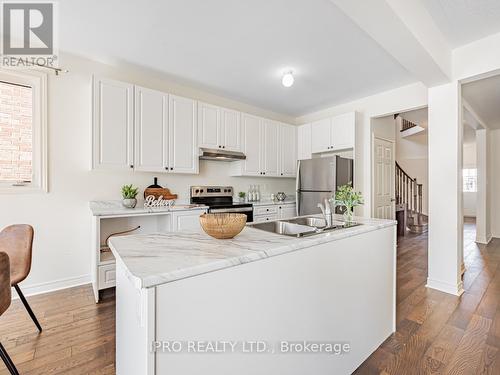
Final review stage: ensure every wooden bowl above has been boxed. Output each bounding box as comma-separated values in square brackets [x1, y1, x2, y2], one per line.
[199, 213, 247, 239]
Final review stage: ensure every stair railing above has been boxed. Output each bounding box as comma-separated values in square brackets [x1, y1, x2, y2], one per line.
[395, 161, 423, 217]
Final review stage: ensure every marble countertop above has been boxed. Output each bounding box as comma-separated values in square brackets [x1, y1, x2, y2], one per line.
[89, 200, 207, 217]
[108, 215, 396, 289]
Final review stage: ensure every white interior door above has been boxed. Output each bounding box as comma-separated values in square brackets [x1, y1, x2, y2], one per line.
[373, 138, 395, 219]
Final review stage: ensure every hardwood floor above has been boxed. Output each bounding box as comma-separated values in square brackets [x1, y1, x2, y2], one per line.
[1, 220, 498, 374]
[355, 219, 500, 374]
[0, 287, 115, 374]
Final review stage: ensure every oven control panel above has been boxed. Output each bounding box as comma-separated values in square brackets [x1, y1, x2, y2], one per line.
[191, 186, 233, 197]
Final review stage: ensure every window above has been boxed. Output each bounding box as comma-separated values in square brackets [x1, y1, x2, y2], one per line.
[463, 168, 477, 193]
[0, 70, 46, 192]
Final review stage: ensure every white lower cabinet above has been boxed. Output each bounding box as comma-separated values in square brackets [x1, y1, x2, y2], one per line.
[279, 204, 297, 219]
[252, 203, 296, 223]
[92, 208, 206, 302]
[171, 209, 205, 231]
[98, 263, 116, 290]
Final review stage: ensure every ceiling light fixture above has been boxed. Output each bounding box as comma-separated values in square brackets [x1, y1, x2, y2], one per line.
[282, 71, 294, 88]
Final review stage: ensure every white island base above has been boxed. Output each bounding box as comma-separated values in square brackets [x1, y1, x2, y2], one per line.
[113, 223, 396, 375]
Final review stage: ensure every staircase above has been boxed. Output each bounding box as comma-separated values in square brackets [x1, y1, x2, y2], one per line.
[395, 162, 428, 234]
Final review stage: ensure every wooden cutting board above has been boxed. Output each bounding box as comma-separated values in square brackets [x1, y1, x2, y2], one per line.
[143, 187, 178, 200]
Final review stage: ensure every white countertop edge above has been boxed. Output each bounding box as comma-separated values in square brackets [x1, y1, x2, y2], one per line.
[109, 216, 396, 289]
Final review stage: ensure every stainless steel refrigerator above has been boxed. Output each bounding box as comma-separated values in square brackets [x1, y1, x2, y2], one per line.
[296, 156, 354, 216]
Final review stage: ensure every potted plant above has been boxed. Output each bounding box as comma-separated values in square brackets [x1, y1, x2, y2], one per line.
[238, 191, 246, 203]
[121, 184, 139, 208]
[331, 184, 363, 223]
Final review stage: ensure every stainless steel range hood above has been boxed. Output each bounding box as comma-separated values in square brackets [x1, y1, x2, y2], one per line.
[199, 148, 246, 162]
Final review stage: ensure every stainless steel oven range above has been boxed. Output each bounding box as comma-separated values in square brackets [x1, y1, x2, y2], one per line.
[190, 186, 253, 222]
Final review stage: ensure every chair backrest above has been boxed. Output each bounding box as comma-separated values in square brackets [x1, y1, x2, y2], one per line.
[0, 225, 34, 285]
[0, 252, 11, 316]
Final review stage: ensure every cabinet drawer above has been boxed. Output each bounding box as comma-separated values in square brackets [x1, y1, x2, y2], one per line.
[98, 263, 116, 290]
[254, 206, 278, 216]
[253, 214, 278, 223]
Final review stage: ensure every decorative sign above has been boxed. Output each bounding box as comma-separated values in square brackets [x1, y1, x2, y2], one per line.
[144, 195, 175, 208]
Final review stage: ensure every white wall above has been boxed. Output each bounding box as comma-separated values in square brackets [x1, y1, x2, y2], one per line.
[297, 82, 428, 217]
[462, 142, 477, 217]
[0, 53, 296, 295]
[491, 130, 500, 237]
[427, 81, 463, 296]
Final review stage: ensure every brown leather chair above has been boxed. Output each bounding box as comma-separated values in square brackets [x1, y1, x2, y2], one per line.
[0, 225, 42, 332]
[0, 252, 20, 374]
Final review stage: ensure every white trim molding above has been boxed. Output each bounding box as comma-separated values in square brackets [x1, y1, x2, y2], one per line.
[0, 68, 48, 193]
[12, 274, 91, 298]
[426, 277, 464, 296]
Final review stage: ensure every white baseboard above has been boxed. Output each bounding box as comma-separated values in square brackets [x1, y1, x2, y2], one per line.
[476, 234, 492, 244]
[426, 278, 464, 296]
[492, 233, 500, 239]
[13, 274, 91, 299]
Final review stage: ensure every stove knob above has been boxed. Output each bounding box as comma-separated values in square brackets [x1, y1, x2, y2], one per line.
[200, 189, 204, 193]
[195, 189, 199, 194]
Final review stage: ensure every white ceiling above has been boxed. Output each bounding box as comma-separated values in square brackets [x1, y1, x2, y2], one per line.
[60, 0, 415, 117]
[421, 0, 500, 47]
[462, 74, 500, 129]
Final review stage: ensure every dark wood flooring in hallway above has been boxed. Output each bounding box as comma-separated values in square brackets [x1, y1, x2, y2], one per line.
[355, 219, 500, 374]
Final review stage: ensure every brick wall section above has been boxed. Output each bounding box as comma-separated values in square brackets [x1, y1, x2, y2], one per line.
[0, 81, 33, 182]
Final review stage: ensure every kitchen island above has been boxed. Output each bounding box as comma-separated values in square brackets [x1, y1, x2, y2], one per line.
[109, 215, 396, 375]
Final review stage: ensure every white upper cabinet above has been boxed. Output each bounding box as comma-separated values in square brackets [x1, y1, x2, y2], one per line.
[331, 112, 355, 150]
[221, 108, 241, 152]
[280, 124, 297, 177]
[263, 120, 279, 177]
[311, 118, 332, 153]
[297, 123, 312, 160]
[168, 95, 198, 174]
[239, 113, 262, 176]
[134, 86, 168, 172]
[311, 112, 355, 153]
[92, 77, 134, 170]
[198, 102, 221, 150]
[231, 118, 297, 178]
[198, 103, 241, 152]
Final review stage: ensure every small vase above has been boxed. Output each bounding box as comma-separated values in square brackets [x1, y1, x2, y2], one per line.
[122, 198, 137, 208]
[343, 208, 354, 224]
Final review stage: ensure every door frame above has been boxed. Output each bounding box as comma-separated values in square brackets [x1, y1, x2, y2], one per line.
[371, 135, 396, 219]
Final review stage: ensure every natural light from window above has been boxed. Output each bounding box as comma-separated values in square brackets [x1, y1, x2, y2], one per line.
[0, 80, 33, 183]
[463, 168, 477, 193]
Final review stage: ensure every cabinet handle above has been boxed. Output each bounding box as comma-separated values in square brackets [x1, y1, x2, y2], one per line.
[218, 145, 221, 148]
[165, 167, 168, 170]
[170, 167, 173, 170]
[222, 146, 225, 148]
[130, 165, 134, 169]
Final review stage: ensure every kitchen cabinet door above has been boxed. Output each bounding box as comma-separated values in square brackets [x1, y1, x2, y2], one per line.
[311, 118, 331, 153]
[134, 86, 168, 172]
[221, 108, 241, 152]
[168, 95, 199, 174]
[279, 204, 297, 219]
[331, 112, 355, 150]
[279, 124, 297, 177]
[263, 120, 279, 177]
[240, 114, 262, 176]
[171, 210, 205, 231]
[198, 102, 221, 150]
[297, 123, 312, 160]
[92, 77, 134, 170]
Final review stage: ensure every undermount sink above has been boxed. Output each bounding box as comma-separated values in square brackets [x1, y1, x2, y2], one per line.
[250, 221, 317, 237]
[249, 215, 360, 237]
